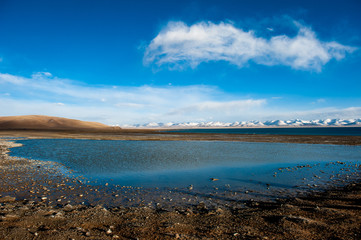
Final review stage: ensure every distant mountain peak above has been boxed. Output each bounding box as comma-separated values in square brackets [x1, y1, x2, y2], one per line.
[123, 118, 361, 128]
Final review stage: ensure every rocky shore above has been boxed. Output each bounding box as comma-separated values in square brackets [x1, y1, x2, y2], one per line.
[1, 139, 361, 239]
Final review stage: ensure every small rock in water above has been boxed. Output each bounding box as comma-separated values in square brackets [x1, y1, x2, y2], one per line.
[216, 208, 224, 214]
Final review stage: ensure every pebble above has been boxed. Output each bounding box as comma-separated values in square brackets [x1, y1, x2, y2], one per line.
[2, 214, 20, 220]
[0, 196, 16, 202]
[285, 215, 316, 224]
[216, 207, 224, 214]
[64, 204, 75, 212]
[54, 212, 64, 218]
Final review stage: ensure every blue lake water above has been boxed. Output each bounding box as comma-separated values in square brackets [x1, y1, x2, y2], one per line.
[163, 127, 361, 136]
[9, 139, 361, 199]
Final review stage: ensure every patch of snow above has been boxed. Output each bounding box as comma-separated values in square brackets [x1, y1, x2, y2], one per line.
[121, 118, 361, 128]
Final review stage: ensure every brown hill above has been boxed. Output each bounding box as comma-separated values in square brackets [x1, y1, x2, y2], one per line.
[0, 115, 117, 131]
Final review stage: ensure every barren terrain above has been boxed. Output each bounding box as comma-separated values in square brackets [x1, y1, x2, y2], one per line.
[0, 115, 118, 131]
[0, 116, 360, 239]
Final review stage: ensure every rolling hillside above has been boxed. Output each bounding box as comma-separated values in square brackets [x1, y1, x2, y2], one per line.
[0, 115, 116, 131]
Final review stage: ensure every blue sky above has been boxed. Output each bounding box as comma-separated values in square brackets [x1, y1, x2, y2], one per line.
[0, 0, 360, 125]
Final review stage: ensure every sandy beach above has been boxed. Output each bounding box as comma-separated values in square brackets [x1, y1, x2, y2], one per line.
[1, 131, 361, 239]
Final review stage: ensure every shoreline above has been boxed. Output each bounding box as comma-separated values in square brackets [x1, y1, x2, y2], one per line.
[131, 125, 361, 129]
[1, 129, 361, 145]
[1, 137, 361, 239]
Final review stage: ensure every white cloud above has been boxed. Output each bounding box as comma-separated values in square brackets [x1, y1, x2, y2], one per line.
[0, 73, 27, 85]
[115, 102, 146, 108]
[312, 98, 326, 104]
[32, 72, 52, 78]
[168, 99, 266, 116]
[144, 21, 356, 71]
[265, 107, 361, 121]
[1, 72, 360, 125]
[0, 72, 266, 124]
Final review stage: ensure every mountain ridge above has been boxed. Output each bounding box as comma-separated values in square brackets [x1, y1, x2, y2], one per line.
[122, 118, 361, 128]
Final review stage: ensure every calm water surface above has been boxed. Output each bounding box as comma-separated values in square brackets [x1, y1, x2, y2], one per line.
[9, 139, 361, 198]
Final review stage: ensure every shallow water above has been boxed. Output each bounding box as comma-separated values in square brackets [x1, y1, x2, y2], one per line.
[9, 139, 361, 200]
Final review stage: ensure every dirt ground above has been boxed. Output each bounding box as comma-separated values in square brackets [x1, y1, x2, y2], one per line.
[1, 128, 361, 145]
[1, 183, 361, 240]
[1, 131, 361, 239]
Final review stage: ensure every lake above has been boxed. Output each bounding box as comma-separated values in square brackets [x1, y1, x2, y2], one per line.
[9, 139, 361, 202]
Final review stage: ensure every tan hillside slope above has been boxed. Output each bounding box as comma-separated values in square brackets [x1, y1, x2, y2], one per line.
[0, 115, 117, 130]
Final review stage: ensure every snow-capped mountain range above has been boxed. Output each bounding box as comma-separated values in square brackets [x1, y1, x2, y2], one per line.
[121, 118, 361, 128]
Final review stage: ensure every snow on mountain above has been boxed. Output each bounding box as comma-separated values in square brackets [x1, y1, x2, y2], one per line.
[122, 118, 361, 128]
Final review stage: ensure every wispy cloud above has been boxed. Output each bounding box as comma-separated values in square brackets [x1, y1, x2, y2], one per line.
[144, 21, 356, 71]
[0, 72, 267, 124]
[1, 72, 360, 125]
[266, 107, 361, 121]
[312, 98, 326, 104]
[168, 100, 266, 116]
